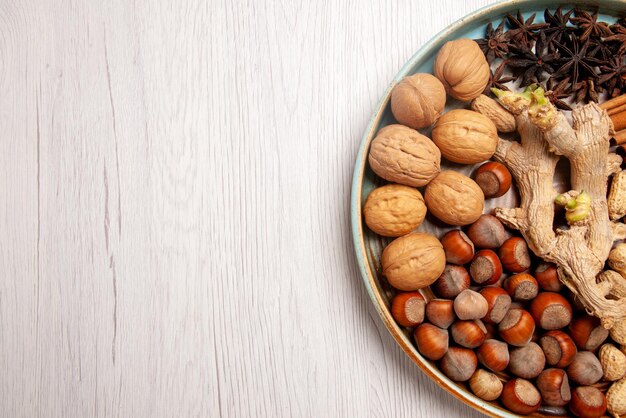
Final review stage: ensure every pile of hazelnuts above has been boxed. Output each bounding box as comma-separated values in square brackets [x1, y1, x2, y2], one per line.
[390, 213, 619, 417]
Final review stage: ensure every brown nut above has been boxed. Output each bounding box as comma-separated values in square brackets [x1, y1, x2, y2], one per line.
[454, 289, 488, 320]
[606, 378, 626, 417]
[567, 351, 603, 386]
[425, 299, 456, 329]
[529, 292, 573, 330]
[474, 161, 513, 198]
[466, 214, 506, 249]
[503, 273, 539, 302]
[381, 232, 446, 291]
[424, 171, 484, 226]
[570, 386, 607, 418]
[477, 339, 509, 372]
[471, 94, 516, 133]
[391, 73, 446, 129]
[535, 262, 563, 292]
[599, 343, 626, 381]
[414, 323, 449, 361]
[509, 342, 546, 379]
[501, 378, 541, 415]
[390, 292, 425, 328]
[469, 369, 503, 401]
[451, 320, 487, 349]
[540, 330, 578, 368]
[432, 109, 498, 164]
[498, 237, 531, 273]
[479, 286, 511, 324]
[363, 184, 427, 237]
[469, 249, 502, 285]
[439, 346, 477, 382]
[433, 39, 490, 101]
[440, 230, 474, 265]
[499, 308, 535, 347]
[432, 265, 470, 299]
[569, 315, 609, 351]
[537, 368, 571, 407]
[368, 124, 441, 187]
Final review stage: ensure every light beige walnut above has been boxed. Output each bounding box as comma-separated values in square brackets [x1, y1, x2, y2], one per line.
[434, 39, 490, 102]
[391, 73, 446, 129]
[381, 232, 445, 291]
[432, 109, 498, 164]
[600, 343, 626, 381]
[607, 377, 626, 417]
[425, 171, 484, 226]
[368, 124, 441, 187]
[363, 184, 426, 237]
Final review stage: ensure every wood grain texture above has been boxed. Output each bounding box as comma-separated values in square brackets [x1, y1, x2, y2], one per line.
[0, 0, 492, 416]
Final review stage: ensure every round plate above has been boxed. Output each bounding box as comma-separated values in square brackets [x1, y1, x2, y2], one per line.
[351, 1, 625, 417]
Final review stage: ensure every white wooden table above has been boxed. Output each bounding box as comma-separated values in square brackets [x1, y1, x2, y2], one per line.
[0, 1, 493, 416]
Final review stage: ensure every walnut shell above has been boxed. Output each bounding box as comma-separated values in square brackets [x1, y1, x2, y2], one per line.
[434, 39, 490, 102]
[611, 318, 626, 345]
[363, 184, 426, 237]
[471, 94, 516, 133]
[600, 343, 626, 381]
[607, 377, 626, 417]
[368, 124, 441, 187]
[425, 171, 485, 226]
[391, 73, 446, 129]
[382, 232, 446, 291]
[432, 109, 498, 164]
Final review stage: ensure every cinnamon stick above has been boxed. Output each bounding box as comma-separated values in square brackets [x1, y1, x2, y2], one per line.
[614, 129, 626, 145]
[612, 111, 626, 132]
[601, 94, 626, 111]
[609, 103, 626, 116]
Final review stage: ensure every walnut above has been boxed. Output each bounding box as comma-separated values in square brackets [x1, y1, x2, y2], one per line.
[368, 124, 441, 187]
[363, 184, 426, 237]
[424, 171, 485, 226]
[391, 73, 446, 129]
[382, 232, 446, 291]
[434, 39, 490, 102]
[471, 94, 517, 133]
[608, 170, 626, 220]
[432, 109, 498, 164]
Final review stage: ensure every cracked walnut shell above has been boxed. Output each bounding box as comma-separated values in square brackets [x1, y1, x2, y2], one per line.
[364, 184, 426, 237]
[382, 232, 446, 291]
[368, 124, 441, 187]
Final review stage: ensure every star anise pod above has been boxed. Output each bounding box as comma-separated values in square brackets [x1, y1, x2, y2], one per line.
[598, 55, 626, 97]
[570, 9, 612, 41]
[573, 79, 600, 103]
[588, 36, 615, 61]
[552, 35, 600, 87]
[507, 33, 559, 86]
[543, 6, 575, 50]
[506, 11, 548, 50]
[476, 19, 510, 63]
[545, 77, 573, 110]
[485, 60, 516, 93]
[606, 24, 626, 56]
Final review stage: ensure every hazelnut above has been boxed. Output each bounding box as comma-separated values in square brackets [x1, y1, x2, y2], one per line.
[433, 39, 490, 101]
[474, 161, 513, 198]
[391, 73, 446, 129]
[503, 273, 538, 302]
[535, 262, 563, 292]
[425, 299, 456, 329]
[381, 232, 446, 291]
[570, 386, 607, 418]
[390, 292, 425, 328]
[501, 378, 541, 415]
[471, 94, 516, 133]
[540, 330, 578, 368]
[469, 249, 502, 285]
[363, 184, 427, 237]
[599, 343, 626, 381]
[479, 286, 511, 324]
[477, 339, 509, 372]
[453, 289, 488, 320]
[432, 109, 498, 164]
[414, 323, 449, 361]
[440, 230, 474, 265]
[368, 124, 441, 187]
[498, 237, 531, 273]
[499, 308, 535, 346]
[537, 368, 571, 407]
[432, 265, 470, 299]
[569, 315, 609, 351]
[529, 292, 573, 330]
[424, 171, 484, 226]
[567, 351, 603, 385]
[509, 342, 546, 379]
[439, 346, 477, 382]
[450, 320, 487, 349]
[469, 369, 503, 401]
[466, 214, 506, 249]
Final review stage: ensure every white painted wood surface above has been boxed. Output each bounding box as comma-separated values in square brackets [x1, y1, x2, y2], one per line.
[0, 1, 494, 416]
